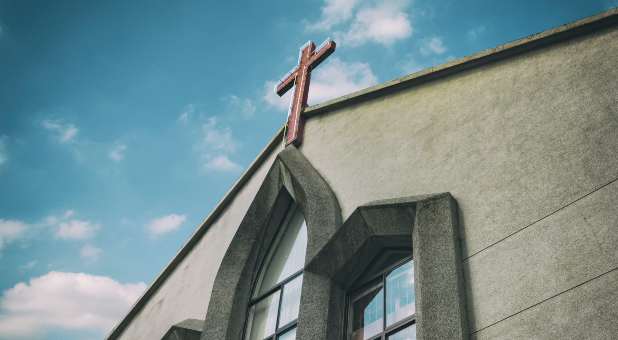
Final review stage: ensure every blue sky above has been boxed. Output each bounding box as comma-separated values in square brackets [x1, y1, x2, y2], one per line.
[0, 0, 615, 339]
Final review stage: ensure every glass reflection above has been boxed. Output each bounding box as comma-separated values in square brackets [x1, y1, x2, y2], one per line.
[256, 209, 307, 296]
[278, 327, 297, 340]
[352, 287, 384, 340]
[279, 274, 303, 327]
[388, 324, 416, 340]
[386, 260, 415, 326]
[246, 291, 280, 340]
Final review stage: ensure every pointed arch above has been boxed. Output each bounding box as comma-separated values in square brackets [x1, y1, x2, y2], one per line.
[201, 146, 342, 340]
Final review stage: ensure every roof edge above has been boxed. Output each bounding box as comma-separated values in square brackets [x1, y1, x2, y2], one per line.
[106, 126, 284, 339]
[304, 7, 618, 117]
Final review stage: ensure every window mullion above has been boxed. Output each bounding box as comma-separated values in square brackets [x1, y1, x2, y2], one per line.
[382, 272, 387, 333]
[275, 287, 283, 331]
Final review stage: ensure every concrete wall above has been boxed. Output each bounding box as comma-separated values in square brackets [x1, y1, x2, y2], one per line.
[299, 25, 618, 338]
[114, 16, 618, 340]
[116, 143, 282, 340]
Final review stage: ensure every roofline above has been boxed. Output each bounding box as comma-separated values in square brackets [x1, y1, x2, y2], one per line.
[107, 7, 618, 339]
[106, 126, 284, 339]
[304, 7, 618, 117]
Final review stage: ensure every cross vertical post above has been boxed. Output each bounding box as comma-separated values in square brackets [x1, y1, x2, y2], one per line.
[275, 39, 336, 147]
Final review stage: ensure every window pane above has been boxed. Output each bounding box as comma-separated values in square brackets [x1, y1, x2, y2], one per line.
[386, 260, 415, 326]
[255, 208, 307, 296]
[388, 324, 416, 340]
[279, 274, 303, 327]
[245, 291, 280, 340]
[278, 326, 297, 340]
[352, 287, 384, 340]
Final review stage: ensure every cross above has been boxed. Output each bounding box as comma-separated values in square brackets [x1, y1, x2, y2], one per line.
[275, 39, 336, 146]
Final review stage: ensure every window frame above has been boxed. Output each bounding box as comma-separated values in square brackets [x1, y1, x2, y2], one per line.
[243, 204, 307, 340]
[346, 253, 415, 340]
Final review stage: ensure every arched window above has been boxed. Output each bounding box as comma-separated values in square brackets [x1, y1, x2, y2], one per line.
[244, 205, 307, 340]
[348, 251, 416, 340]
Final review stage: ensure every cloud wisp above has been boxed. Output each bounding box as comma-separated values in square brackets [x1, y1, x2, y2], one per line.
[223, 95, 256, 119]
[41, 119, 79, 143]
[198, 117, 242, 172]
[264, 57, 378, 111]
[44, 210, 100, 241]
[178, 105, 243, 173]
[0, 219, 28, 252]
[80, 244, 102, 262]
[467, 25, 486, 41]
[55, 219, 99, 240]
[307, 0, 413, 47]
[420, 36, 447, 56]
[0, 271, 146, 338]
[146, 214, 186, 237]
[108, 144, 127, 162]
[0, 135, 8, 170]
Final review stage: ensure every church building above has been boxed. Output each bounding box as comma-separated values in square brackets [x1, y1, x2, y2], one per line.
[108, 8, 618, 340]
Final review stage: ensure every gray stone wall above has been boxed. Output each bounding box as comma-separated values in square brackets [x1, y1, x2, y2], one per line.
[111, 15, 618, 340]
[299, 25, 618, 339]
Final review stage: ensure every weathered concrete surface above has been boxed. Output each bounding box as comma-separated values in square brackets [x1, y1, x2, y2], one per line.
[112, 11, 618, 340]
[464, 179, 618, 331]
[115, 143, 282, 340]
[472, 269, 618, 340]
[301, 24, 618, 258]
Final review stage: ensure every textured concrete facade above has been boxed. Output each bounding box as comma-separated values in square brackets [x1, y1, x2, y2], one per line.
[109, 9, 618, 340]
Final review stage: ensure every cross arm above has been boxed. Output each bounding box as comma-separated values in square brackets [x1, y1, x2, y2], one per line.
[308, 39, 336, 70]
[275, 68, 298, 96]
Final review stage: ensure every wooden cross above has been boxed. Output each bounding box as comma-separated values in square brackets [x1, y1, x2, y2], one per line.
[275, 39, 336, 146]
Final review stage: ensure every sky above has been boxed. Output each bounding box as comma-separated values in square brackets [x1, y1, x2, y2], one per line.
[0, 0, 616, 339]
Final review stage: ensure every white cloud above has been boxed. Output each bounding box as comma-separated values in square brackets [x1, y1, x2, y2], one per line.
[337, 0, 413, 47]
[108, 144, 127, 162]
[420, 36, 447, 55]
[55, 219, 98, 240]
[466, 25, 486, 41]
[146, 214, 186, 237]
[197, 117, 242, 172]
[223, 95, 256, 119]
[0, 136, 7, 169]
[264, 57, 378, 112]
[80, 244, 102, 262]
[0, 271, 146, 338]
[41, 119, 78, 143]
[307, 0, 412, 47]
[204, 155, 242, 172]
[0, 219, 27, 252]
[306, 0, 360, 31]
[308, 57, 378, 104]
